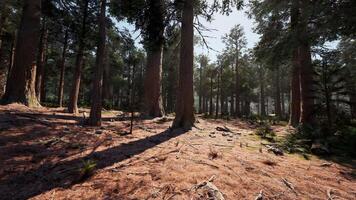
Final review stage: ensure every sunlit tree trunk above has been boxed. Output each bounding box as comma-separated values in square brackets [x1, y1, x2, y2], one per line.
[143, 46, 164, 117]
[2, 0, 41, 107]
[57, 29, 69, 107]
[35, 17, 48, 102]
[68, 0, 89, 114]
[172, 0, 195, 129]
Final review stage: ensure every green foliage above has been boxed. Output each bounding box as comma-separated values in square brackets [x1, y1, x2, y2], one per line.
[255, 122, 276, 142]
[79, 160, 97, 180]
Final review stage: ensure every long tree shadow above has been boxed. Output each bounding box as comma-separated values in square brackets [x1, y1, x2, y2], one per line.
[0, 128, 187, 199]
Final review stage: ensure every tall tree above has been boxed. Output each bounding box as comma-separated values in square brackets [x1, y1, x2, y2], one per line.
[172, 0, 195, 129]
[68, 0, 89, 114]
[88, 0, 107, 126]
[143, 0, 165, 117]
[57, 29, 69, 107]
[2, 0, 41, 107]
[222, 25, 246, 117]
[35, 17, 48, 102]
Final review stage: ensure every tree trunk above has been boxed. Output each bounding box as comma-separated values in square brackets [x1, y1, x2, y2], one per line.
[172, 0, 195, 129]
[143, 47, 164, 117]
[88, 0, 107, 126]
[289, 0, 301, 126]
[259, 67, 266, 116]
[2, 0, 41, 107]
[6, 33, 15, 88]
[209, 74, 213, 115]
[235, 55, 240, 117]
[57, 29, 69, 107]
[199, 61, 203, 113]
[275, 67, 282, 118]
[299, 42, 314, 124]
[35, 17, 48, 102]
[68, 0, 89, 114]
[215, 70, 220, 118]
[298, 2, 314, 125]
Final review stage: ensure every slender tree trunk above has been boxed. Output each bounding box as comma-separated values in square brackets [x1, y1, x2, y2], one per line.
[230, 95, 234, 116]
[88, 0, 106, 126]
[259, 67, 266, 116]
[235, 55, 240, 117]
[143, 47, 164, 117]
[215, 70, 220, 118]
[289, 0, 301, 126]
[199, 62, 203, 113]
[209, 74, 213, 115]
[68, 0, 89, 114]
[35, 17, 48, 101]
[172, 0, 195, 129]
[2, 0, 41, 107]
[57, 29, 69, 107]
[275, 67, 282, 118]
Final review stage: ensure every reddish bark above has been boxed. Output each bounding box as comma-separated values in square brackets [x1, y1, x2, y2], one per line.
[2, 0, 41, 107]
[172, 0, 195, 129]
[57, 29, 69, 107]
[35, 18, 48, 102]
[68, 0, 89, 114]
[88, 0, 107, 126]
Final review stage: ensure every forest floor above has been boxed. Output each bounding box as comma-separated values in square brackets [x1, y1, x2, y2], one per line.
[0, 104, 355, 200]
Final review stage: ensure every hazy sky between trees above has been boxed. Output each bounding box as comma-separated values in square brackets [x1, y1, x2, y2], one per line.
[119, 0, 259, 61]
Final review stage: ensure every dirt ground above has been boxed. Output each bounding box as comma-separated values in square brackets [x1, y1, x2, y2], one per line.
[0, 104, 355, 200]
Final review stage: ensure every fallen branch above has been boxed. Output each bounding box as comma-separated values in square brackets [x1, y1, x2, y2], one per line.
[281, 178, 297, 195]
[191, 175, 225, 200]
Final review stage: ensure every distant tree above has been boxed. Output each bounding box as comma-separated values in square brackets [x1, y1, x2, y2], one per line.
[222, 24, 247, 117]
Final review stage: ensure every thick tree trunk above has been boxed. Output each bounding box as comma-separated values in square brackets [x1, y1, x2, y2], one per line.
[6, 34, 15, 88]
[35, 18, 48, 102]
[299, 42, 314, 124]
[143, 47, 164, 117]
[2, 0, 41, 107]
[289, 0, 301, 126]
[275, 67, 282, 118]
[298, 2, 314, 125]
[172, 0, 195, 129]
[88, 0, 106, 126]
[68, 0, 88, 114]
[143, 0, 165, 117]
[57, 29, 69, 107]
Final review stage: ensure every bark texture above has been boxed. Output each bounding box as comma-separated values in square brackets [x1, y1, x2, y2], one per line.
[68, 0, 89, 114]
[142, 0, 165, 117]
[88, 0, 106, 126]
[2, 0, 41, 107]
[172, 0, 195, 129]
[57, 29, 69, 107]
[35, 18, 48, 102]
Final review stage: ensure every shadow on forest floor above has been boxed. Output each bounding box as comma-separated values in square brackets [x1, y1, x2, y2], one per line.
[0, 109, 187, 199]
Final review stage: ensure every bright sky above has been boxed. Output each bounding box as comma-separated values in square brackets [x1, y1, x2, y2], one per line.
[195, 1, 260, 61]
[117, 1, 260, 62]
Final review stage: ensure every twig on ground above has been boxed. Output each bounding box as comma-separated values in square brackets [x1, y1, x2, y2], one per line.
[281, 178, 298, 195]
